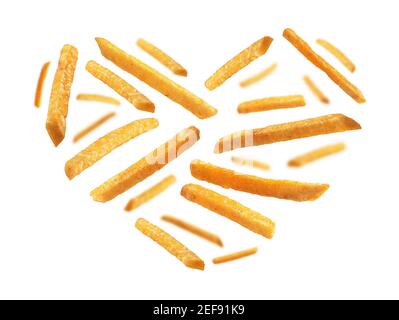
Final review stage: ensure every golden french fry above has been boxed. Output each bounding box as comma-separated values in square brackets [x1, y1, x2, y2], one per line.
[288, 142, 346, 168]
[181, 183, 275, 239]
[239, 63, 277, 88]
[125, 175, 176, 211]
[316, 39, 356, 73]
[137, 38, 188, 76]
[34, 61, 50, 108]
[231, 156, 270, 171]
[161, 215, 223, 247]
[86, 60, 154, 112]
[213, 247, 258, 264]
[76, 93, 120, 106]
[205, 36, 273, 90]
[91, 126, 200, 202]
[96, 38, 217, 119]
[283, 28, 365, 103]
[237, 95, 306, 114]
[214, 113, 361, 153]
[135, 218, 205, 270]
[46, 45, 78, 146]
[65, 118, 158, 179]
[73, 112, 116, 143]
[303, 75, 329, 104]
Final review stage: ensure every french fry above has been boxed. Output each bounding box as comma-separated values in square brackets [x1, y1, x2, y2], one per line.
[76, 93, 120, 106]
[65, 118, 158, 179]
[288, 142, 346, 168]
[181, 183, 275, 239]
[190, 160, 329, 201]
[73, 112, 116, 143]
[125, 175, 176, 211]
[91, 126, 200, 202]
[205, 36, 273, 90]
[316, 39, 356, 73]
[237, 95, 306, 114]
[34, 61, 50, 108]
[96, 38, 217, 119]
[214, 113, 361, 153]
[135, 218, 205, 270]
[231, 156, 270, 171]
[213, 247, 258, 264]
[303, 75, 329, 104]
[239, 63, 277, 88]
[86, 60, 154, 112]
[137, 38, 188, 76]
[161, 215, 223, 247]
[283, 28, 365, 103]
[46, 45, 78, 146]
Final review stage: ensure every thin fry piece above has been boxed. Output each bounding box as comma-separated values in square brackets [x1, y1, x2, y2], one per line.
[161, 215, 223, 247]
[135, 218, 205, 270]
[303, 75, 329, 104]
[181, 183, 275, 239]
[191, 160, 328, 201]
[76, 93, 120, 106]
[34, 61, 50, 108]
[288, 142, 346, 168]
[125, 175, 176, 211]
[65, 118, 158, 179]
[239, 63, 277, 88]
[137, 38, 188, 76]
[231, 156, 270, 171]
[96, 38, 217, 119]
[73, 112, 116, 143]
[46, 45, 78, 146]
[237, 95, 306, 114]
[205, 36, 273, 90]
[213, 247, 258, 264]
[283, 28, 365, 103]
[214, 113, 361, 153]
[91, 126, 200, 202]
[316, 39, 356, 73]
[86, 60, 154, 112]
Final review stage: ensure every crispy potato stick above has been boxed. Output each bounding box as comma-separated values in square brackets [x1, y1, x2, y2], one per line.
[96, 38, 216, 119]
[73, 112, 116, 143]
[213, 247, 258, 264]
[316, 39, 356, 73]
[181, 183, 275, 239]
[91, 126, 200, 202]
[65, 118, 158, 179]
[86, 61, 154, 112]
[283, 28, 365, 103]
[46, 45, 78, 146]
[161, 215, 223, 247]
[137, 38, 188, 76]
[135, 218, 205, 270]
[214, 113, 361, 153]
[237, 95, 306, 114]
[125, 175, 176, 211]
[205, 36, 273, 90]
[190, 160, 328, 201]
[34, 61, 50, 108]
[303, 75, 329, 104]
[76, 93, 120, 106]
[288, 142, 346, 168]
[239, 63, 277, 88]
[231, 156, 270, 171]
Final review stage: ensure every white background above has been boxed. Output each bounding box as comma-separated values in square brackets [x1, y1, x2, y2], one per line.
[1, 0, 398, 300]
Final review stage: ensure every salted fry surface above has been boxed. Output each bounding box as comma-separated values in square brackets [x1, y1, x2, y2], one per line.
[76, 93, 120, 106]
[303, 75, 329, 104]
[73, 112, 116, 143]
[34, 61, 50, 108]
[316, 39, 356, 73]
[239, 63, 277, 88]
[237, 95, 306, 113]
[288, 142, 346, 167]
[213, 247, 258, 264]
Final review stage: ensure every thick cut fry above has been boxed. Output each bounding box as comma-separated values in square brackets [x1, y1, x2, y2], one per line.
[237, 95, 306, 114]
[86, 61, 154, 112]
[76, 93, 120, 106]
[135, 218, 204, 270]
[303, 75, 329, 104]
[288, 142, 346, 168]
[190, 160, 328, 201]
[91, 126, 200, 202]
[65, 118, 158, 179]
[205, 36, 273, 90]
[73, 112, 116, 143]
[316, 39, 356, 73]
[137, 38, 188, 76]
[214, 113, 361, 153]
[283, 28, 365, 103]
[125, 175, 176, 211]
[239, 63, 277, 88]
[46, 45, 78, 146]
[213, 247, 258, 264]
[181, 183, 275, 239]
[34, 61, 50, 108]
[161, 215, 223, 247]
[231, 156, 270, 171]
[96, 38, 216, 119]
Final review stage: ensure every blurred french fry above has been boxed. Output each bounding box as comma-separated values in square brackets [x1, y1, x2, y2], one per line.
[316, 39, 356, 73]
[303, 75, 329, 104]
[34, 61, 50, 108]
[73, 112, 116, 143]
[237, 95, 306, 114]
[76, 93, 120, 106]
[213, 247, 258, 264]
[231, 156, 270, 171]
[239, 63, 277, 88]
